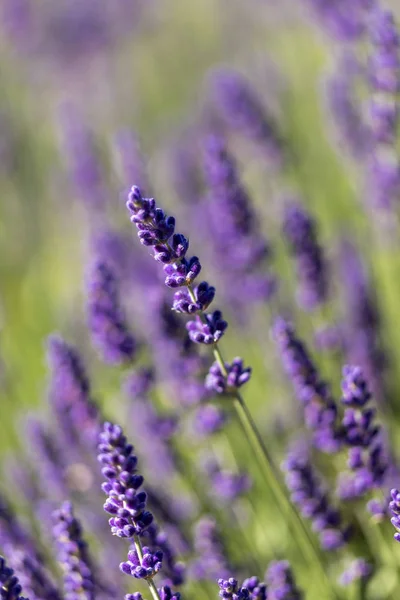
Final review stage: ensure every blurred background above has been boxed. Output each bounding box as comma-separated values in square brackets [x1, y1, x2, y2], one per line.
[2, 1, 400, 597]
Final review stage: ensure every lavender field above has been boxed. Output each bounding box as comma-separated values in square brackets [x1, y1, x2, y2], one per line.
[1, 2, 400, 599]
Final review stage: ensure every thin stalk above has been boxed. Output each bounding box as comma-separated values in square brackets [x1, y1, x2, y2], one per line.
[134, 534, 162, 600]
[186, 287, 332, 595]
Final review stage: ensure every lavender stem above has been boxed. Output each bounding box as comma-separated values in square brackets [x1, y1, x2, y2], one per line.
[133, 534, 162, 600]
[187, 284, 330, 592]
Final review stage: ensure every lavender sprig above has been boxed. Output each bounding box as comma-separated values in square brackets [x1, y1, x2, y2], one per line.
[337, 365, 388, 499]
[0, 555, 29, 600]
[283, 442, 350, 551]
[282, 201, 329, 311]
[266, 561, 303, 600]
[273, 318, 341, 453]
[367, 7, 400, 210]
[98, 422, 162, 600]
[209, 69, 283, 163]
[125, 185, 327, 582]
[389, 488, 400, 542]
[52, 502, 95, 600]
[86, 260, 137, 365]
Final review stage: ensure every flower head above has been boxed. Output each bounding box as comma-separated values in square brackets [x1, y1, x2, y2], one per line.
[0, 555, 28, 600]
[52, 502, 95, 600]
[98, 422, 153, 537]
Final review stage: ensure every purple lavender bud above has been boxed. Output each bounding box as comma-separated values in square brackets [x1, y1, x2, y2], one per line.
[8, 550, 62, 600]
[218, 578, 250, 600]
[341, 365, 372, 406]
[193, 405, 227, 437]
[201, 136, 276, 316]
[142, 525, 185, 587]
[338, 365, 388, 498]
[266, 561, 303, 600]
[210, 69, 283, 162]
[367, 7, 400, 209]
[120, 546, 163, 579]
[324, 50, 370, 160]
[172, 282, 215, 314]
[47, 335, 100, 445]
[86, 260, 137, 365]
[203, 458, 252, 502]
[25, 417, 68, 499]
[339, 559, 372, 586]
[0, 555, 28, 600]
[205, 358, 251, 394]
[302, 0, 370, 41]
[158, 586, 181, 600]
[273, 318, 341, 452]
[98, 422, 153, 537]
[283, 442, 350, 551]
[190, 517, 231, 581]
[282, 201, 329, 311]
[125, 594, 143, 600]
[389, 488, 400, 542]
[242, 577, 267, 600]
[124, 367, 154, 398]
[186, 311, 228, 345]
[367, 498, 387, 521]
[53, 502, 95, 600]
[58, 105, 106, 208]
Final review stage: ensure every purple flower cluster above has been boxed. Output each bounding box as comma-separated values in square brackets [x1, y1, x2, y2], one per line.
[339, 240, 386, 403]
[205, 358, 252, 394]
[282, 201, 328, 311]
[337, 366, 388, 499]
[190, 517, 231, 581]
[302, 0, 371, 41]
[0, 555, 28, 600]
[210, 69, 283, 162]
[242, 577, 267, 600]
[126, 185, 230, 348]
[52, 502, 95, 600]
[218, 578, 250, 600]
[7, 550, 62, 600]
[339, 559, 372, 586]
[389, 488, 400, 542]
[143, 524, 185, 587]
[98, 422, 153, 537]
[273, 318, 341, 452]
[120, 546, 163, 579]
[47, 335, 100, 446]
[283, 443, 350, 551]
[266, 561, 302, 600]
[367, 7, 400, 210]
[86, 260, 137, 365]
[201, 136, 276, 313]
[202, 458, 252, 502]
[325, 51, 369, 160]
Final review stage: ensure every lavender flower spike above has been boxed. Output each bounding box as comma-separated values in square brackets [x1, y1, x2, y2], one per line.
[337, 365, 388, 499]
[210, 68, 283, 163]
[273, 318, 341, 453]
[98, 421, 153, 538]
[52, 502, 95, 600]
[0, 555, 29, 600]
[389, 488, 400, 542]
[126, 185, 228, 346]
[87, 260, 137, 365]
[283, 442, 350, 551]
[266, 561, 303, 600]
[367, 7, 400, 209]
[282, 201, 329, 311]
[206, 358, 252, 394]
[218, 578, 249, 600]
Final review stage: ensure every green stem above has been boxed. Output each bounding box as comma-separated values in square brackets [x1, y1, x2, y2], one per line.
[133, 535, 162, 600]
